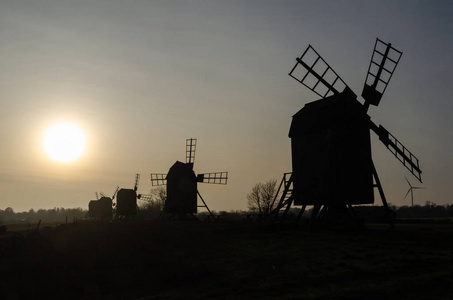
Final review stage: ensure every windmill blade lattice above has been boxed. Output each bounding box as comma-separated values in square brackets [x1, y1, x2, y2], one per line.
[138, 194, 153, 202]
[134, 174, 140, 191]
[373, 124, 422, 182]
[196, 172, 228, 184]
[186, 138, 196, 165]
[289, 45, 351, 99]
[362, 38, 402, 107]
[150, 173, 167, 186]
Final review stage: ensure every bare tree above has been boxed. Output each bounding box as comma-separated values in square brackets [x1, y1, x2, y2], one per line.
[152, 186, 167, 211]
[246, 179, 278, 215]
[139, 187, 167, 219]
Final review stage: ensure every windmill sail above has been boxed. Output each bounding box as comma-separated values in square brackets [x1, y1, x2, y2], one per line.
[362, 38, 402, 108]
[196, 172, 228, 184]
[134, 174, 140, 191]
[186, 138, 196, 165]
[150, 173, 167, 186]
[289, 45, 352, 99]
[138, 194, 153, 202]
[370, 122, 422, 182]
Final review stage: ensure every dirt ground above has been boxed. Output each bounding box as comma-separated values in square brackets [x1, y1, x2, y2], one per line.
[1, 220, 453, 299]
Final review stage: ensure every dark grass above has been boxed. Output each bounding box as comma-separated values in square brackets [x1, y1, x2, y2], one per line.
[1, 221, 453, 299]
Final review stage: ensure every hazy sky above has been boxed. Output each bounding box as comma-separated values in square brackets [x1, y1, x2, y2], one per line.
[1, 0, 452, 212]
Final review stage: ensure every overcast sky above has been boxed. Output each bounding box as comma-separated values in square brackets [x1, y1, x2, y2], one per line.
[1, 0, 452, 212]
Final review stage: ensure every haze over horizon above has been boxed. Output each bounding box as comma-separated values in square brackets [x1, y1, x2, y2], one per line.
[1, 1, 452, 213]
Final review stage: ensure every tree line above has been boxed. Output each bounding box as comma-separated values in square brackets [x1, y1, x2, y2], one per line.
[389, 201, 453, 218]
[0, 207, 87, 224]
[1, 182, 452, 224]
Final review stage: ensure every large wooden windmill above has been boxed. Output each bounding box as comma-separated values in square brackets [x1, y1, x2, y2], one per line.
[272, 38, 423, 225]
[151, 138, 228, 219]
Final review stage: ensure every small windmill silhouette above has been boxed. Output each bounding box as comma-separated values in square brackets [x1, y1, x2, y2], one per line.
[150, 138, 228, 219]
[404, 176, 425, 207]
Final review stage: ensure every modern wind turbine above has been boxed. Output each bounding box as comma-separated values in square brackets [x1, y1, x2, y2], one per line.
[404, 176, 425, 207]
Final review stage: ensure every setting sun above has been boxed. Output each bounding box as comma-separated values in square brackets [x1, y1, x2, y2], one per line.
[43, 122, 87, 163]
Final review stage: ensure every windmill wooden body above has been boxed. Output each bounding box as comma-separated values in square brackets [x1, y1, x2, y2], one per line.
[88, 186, 119, 220]
[116, 174, 140, 219]
[89, 197, 113, 220]
[151, 139, 228, 219]
[289, 90, 374, 208]
[272, 38, 423, 225]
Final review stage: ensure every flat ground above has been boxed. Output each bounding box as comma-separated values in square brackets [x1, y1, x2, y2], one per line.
[1, 220, 453, 299]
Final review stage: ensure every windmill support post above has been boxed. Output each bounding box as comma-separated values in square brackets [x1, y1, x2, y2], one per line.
[197, 190, 215, 221]
[370, 161, 394, 228]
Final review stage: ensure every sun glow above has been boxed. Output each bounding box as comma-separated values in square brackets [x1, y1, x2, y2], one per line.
[43, 122, 87, 163]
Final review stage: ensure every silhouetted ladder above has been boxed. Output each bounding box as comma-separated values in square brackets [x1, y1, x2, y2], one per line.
[270, 173, 294, 222]
[370, 161, 394, 228]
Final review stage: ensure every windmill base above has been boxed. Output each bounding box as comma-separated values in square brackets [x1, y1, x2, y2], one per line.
[270, 162, 395, 229]
[159, 190, 216, 221]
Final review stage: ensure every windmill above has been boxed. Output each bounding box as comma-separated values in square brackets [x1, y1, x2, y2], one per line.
[271, 38, 422, 226]
[89, 186, 119, 220]
[150, 138, 228, 219]
[116, 174, 140, 219]
[404, 176, 425, 207]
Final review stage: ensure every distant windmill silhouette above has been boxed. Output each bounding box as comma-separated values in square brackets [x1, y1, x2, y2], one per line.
[116, 174, 140, 219]
[89, 186, 119, 220]
[404, 176, 425, 207]
[150, 138, 228, 219]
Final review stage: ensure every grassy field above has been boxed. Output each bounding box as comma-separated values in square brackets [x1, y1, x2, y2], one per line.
[1, 220, 453, 299]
